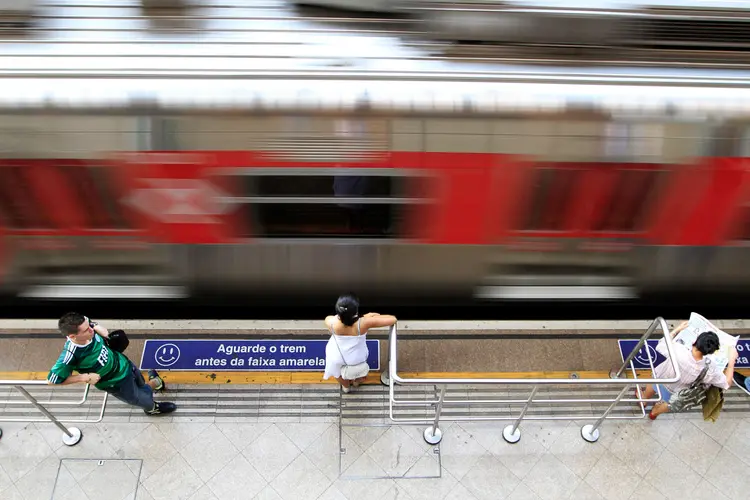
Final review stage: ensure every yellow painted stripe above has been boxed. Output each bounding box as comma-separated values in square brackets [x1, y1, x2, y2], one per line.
[3, 369, 749, 385]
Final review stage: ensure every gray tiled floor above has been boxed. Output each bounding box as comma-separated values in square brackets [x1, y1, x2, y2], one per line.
[1, 393, 749, 500]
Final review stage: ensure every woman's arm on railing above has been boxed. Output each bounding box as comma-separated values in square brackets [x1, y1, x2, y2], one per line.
[362, 313, 397, 329]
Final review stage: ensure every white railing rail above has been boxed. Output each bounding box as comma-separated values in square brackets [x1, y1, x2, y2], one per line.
[0, 379, 108, 446]
[383, 317, 680, 444]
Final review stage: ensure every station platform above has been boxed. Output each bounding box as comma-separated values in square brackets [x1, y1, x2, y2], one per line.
[3, 318, 741, 375]
[1, 319, 750, 500]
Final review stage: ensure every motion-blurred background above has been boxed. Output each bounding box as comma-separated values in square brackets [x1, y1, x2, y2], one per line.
[2, 0, 750, 319]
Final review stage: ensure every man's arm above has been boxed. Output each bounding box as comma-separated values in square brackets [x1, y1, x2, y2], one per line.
[46, 347, 99, 386]
[56, 373, 101, 386]
[656, 320, 690, 356]
[669, 320, 690, 339]
[722, 347, 738, 390]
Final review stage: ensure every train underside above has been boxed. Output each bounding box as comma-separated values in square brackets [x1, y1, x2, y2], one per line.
[4, 239, 750, 307]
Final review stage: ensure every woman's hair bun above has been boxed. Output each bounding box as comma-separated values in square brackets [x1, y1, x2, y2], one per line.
[335, 293, 360, 326]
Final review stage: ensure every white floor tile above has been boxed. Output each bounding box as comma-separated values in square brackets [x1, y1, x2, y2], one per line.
[1, 383, 749, 500]
[242, 424, 302, 482]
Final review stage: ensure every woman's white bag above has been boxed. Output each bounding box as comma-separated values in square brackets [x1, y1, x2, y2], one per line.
[333, 335, 370, 380]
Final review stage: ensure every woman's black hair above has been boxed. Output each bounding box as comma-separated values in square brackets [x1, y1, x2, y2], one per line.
[694, 331, 720, 356]
[335, 293, 360, 326]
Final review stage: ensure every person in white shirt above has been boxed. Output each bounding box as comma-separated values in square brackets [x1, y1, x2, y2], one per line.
[322, 293, 397, 393]
[638, 321, 738, 419]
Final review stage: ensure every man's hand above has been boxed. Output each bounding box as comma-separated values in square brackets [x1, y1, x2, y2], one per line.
[86, 373, 101, 385]
[670, 320, 690, 338]
[89, 318, 109, 338]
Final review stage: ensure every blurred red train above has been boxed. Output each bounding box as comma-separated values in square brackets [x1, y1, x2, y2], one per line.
[1, 77, 750, 305]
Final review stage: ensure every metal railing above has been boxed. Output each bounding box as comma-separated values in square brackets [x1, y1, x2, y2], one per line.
[383, 317, 680, 445]
[0, 378, 109, 446]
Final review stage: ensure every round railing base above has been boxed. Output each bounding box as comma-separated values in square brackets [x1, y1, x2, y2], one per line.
[62, 427, 83, 447]
[380, 370, 390, 386]
[502, 425, 521, 444]
[423, 426, 442, 445]
[581, 424, 600, 443]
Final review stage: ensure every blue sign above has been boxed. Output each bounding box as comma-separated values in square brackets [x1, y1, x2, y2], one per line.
[618, 340, 666, 369]
[618, 338, 750, 369]
[733, 339, 750, 368]
[139, 339, 380, 371]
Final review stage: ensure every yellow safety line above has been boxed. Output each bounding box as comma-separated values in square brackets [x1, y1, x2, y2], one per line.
[3, 369, 748, 385]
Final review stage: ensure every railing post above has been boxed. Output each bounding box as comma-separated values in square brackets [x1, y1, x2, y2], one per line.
[610, 319, 658, 379]
[15, 386, 82, 446]
[423, 384, 446, 445]
[503, 385, 538, 444]
[580, 383, 630, 443]
[382, 323, 397, 386]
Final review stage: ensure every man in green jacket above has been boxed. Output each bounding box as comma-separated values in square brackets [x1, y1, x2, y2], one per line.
[47, 312, 176, 416]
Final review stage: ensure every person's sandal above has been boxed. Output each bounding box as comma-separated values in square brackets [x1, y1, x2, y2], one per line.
[649, 402, 666, 420]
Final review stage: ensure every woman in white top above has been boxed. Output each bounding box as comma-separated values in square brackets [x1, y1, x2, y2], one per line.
[323, 293, 397, 393]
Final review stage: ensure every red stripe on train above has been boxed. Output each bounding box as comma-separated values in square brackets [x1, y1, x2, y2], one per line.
[2, 153, 750, 253]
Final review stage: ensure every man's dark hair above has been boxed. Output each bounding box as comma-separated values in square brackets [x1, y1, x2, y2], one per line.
[58, 312, 86, 336]
[694, 331, 720, 356]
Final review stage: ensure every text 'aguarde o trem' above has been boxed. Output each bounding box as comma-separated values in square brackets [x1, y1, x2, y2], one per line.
[216, 344, 307, 355]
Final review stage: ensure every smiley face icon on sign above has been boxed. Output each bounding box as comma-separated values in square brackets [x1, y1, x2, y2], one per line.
[155, 344, 181, 367]
[633, 344, 659, 367]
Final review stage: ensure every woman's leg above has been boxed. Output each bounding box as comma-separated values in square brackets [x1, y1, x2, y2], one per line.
[643, 385, 656, 399]
[648, 384, 672, 419]
[337, 376, 351, 389]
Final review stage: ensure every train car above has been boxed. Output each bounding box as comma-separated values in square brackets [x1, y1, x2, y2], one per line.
[1, 75, 750, 306]
[406, 0, 750, 48]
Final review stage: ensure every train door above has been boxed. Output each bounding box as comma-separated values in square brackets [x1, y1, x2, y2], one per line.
[656, 120, 750, 294]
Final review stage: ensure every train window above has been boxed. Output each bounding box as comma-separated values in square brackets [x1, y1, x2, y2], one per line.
[220, 170, 430, 238]
[603, 122, 664, 160]
[0, 166, 54, 229]
[592, 169, 664, 233]
[253, 174, 394, 198]
[521, 168, 581, 231]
